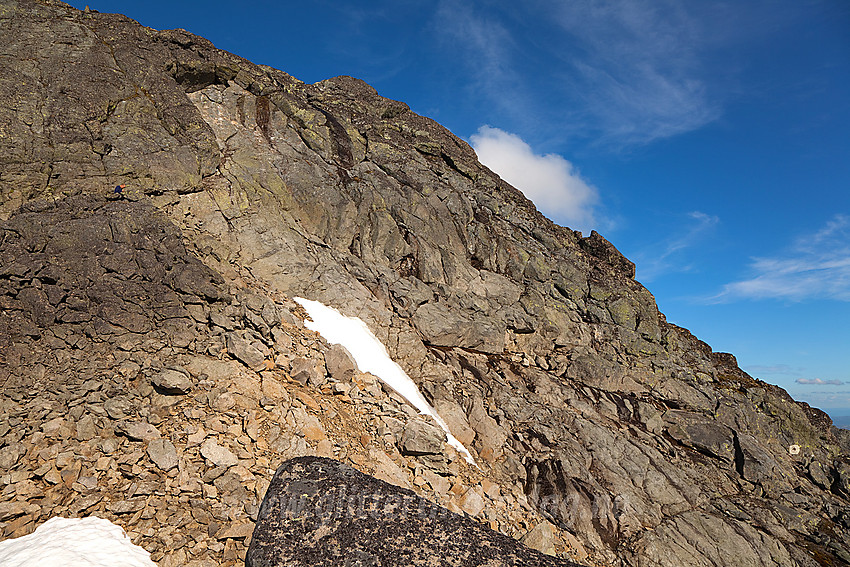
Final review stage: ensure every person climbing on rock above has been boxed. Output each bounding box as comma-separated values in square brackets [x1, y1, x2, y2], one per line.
[108, 183, 127, 201]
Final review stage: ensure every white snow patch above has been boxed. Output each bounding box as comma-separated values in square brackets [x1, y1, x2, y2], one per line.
[294, 297, 477, 466]
[0, 516, 156, 567]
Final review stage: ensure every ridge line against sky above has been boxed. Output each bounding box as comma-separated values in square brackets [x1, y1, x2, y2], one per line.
[66, 0, 850, 416]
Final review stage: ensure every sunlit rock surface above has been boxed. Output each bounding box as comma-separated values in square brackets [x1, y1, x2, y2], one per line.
[1, 1, 849, 566]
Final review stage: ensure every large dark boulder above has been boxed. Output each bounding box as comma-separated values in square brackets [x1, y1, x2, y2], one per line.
[246, 457, 583, 567]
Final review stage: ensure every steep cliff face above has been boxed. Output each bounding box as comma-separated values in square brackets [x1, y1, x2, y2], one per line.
[1, 1, 849, 566]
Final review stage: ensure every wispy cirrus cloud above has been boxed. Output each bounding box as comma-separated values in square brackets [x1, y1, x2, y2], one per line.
[795, 391, 850, 410]
[745, 364, 803, 376]
[796, 378, 845, 386]
[633, 211, 719, 282]
[470, 126, 599, 234]
[549, 0, 721, 145]
[434, 0, 728, 147]
[433, 1, 528, 121]
[713, 214, 850, 302]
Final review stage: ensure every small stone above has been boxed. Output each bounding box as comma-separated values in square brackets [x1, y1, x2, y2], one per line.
[261, 375, 288, 400]
[325, 345, 357, 381]
[99, 438, 120, 455]
[152, 368, 193, 395]
[69, 494, 104, 515]
[458, 487, 486, 517]
[294, 409, 326, 442]
[44, 469, 62, 485]
[200, 438, 238, 467]
[41, 417, 65, 436]
[202, 465, 230, 483]
[33, 463, 52, 478]
[468, 397, 507, 462]
[369, 449, 411, 489]
[104, 396, 136, 420]
[295, 391, 320, 411]
[289, 357, 324, 387]
[216, 522, 255, 540]
[0, 502, 24, 522]
[316, 439, 335, 457]
[521, 520, 557, 555]
[0, 443, 26, 469]
[75, 414, 97, 441]
[147, 437, 179, 471]
[480, 479, 501, 500]
[116, 420, 161, 442]
[261, 302, 279, 327]
[227, 332, 266, 370]
[422, 469, 451, 494]
[433, 398, 476, 447]
[400, 419, 445, 456]
[107, 499, 145, 515]
[187, 426, 207, 446]
[74, 476, 98, 491]
[203, 484, 218, 499]
[15, 480, 41, 500]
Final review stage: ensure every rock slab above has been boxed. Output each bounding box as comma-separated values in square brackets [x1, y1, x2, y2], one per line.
[246, 457, 584, 567]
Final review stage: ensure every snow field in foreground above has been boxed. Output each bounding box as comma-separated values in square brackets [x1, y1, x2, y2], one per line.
[294, 297, 477, 466]
[0, 516, 156, 567]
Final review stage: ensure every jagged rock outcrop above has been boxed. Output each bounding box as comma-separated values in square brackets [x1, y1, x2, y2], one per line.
[1, 1, 849, 566]
[246, 457, 581, 567]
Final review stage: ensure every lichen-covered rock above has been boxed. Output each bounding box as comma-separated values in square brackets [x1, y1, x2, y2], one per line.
[246, 457, 582, 567]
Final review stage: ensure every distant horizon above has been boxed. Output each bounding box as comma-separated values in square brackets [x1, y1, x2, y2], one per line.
[820, 408, 850, 429]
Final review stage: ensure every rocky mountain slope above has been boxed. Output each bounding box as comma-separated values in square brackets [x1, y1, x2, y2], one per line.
[1, 1, 849, 566]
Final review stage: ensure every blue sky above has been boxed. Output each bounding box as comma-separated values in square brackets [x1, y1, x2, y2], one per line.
[70, 1, 850, 418]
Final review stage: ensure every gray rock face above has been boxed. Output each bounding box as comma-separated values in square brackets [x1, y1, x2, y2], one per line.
[246, 457, 581, 567]
[1, 2, 849, 566]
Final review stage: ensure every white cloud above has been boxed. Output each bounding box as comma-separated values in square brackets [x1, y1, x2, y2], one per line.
[796, 378, 845, 386]
[469, 125, 599, 233]
[793, 390, 850, 411]
[715, 214, 850, 302]
[633, 211, 719, 282]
